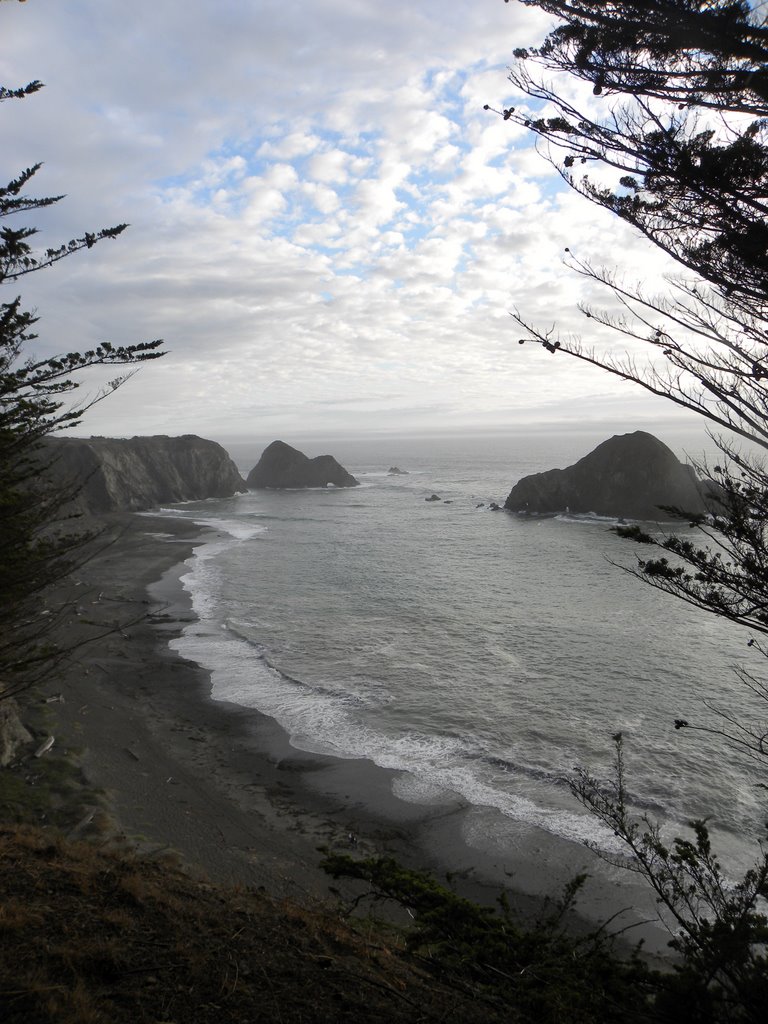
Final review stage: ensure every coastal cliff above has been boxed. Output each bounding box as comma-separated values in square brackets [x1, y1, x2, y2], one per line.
[44, 434, 247, 514]
[505, 431, 714, 520]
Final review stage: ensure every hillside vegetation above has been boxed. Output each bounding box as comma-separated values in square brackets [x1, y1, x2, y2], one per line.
[0, 824, 515, 1024]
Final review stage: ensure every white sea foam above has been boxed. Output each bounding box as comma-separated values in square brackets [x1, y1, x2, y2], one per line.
[138, 507, 189, 517]
[554, 512, 625, 525]
[170, 514, 266, 619]
[171, 620, 615, 851]
[191, 516, 266, 541]
[159, 432, 761, 889]
[390, 774, 454, 805]
[139, 504, 265, 542]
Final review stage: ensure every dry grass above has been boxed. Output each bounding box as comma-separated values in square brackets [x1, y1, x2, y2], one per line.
[0, 824, 508, 1024]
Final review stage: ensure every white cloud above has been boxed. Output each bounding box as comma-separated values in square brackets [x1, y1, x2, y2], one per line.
[2, 0, 683, 439]
[301, 182, 341, 214]
[307, 148, 354, 184]
[257, 132, 323, 160]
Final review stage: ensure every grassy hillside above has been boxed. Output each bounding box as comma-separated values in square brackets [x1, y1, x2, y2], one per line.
[0, 824, 514, 1024]
[0, 729, 650, 1024]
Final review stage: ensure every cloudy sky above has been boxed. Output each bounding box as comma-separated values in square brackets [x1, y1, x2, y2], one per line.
[2, 0, 697, 442]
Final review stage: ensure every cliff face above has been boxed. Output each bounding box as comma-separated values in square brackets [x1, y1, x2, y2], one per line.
[504, 431, 713, 520]
[44, 435, 247, 514]
[246, 440, 358, 489]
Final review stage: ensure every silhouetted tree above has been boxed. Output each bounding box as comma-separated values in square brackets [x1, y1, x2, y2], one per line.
[1, 67, 163, 699]
[489, 2, 768, 1016]
[493, 2, 767, 408]
[509, 2, 768, 109]
[490, 0, 768, 751]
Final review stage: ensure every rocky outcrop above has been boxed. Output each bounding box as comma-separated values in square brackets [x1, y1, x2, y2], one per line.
[43, 435, 247, 514]
[0, 698, 32, 767]
[504, 431, 713, 520]
[246, 441, 358, 489]
[387, 466, 408, 475]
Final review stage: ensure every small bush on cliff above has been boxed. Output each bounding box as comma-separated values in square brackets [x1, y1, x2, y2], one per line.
[0, 4, 163, 700]
[572, 734, 768, 1023]
[322, 851, 655, 1023]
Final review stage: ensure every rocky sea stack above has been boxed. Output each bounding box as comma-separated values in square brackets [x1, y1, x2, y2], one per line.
[504, 430, 715, 520]
[246, 440, 358, 489]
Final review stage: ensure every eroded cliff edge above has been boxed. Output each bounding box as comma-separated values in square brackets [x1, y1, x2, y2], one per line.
[44, 434, 247, 514]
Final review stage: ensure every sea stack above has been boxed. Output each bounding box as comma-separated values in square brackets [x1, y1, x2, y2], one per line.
[504, 431, 715, 520]
[246, 440, 358, 489]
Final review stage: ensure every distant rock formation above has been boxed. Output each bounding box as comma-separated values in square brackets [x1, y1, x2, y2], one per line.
[425, 494, 441, 502]
[246, 440, 358, 489]
[504, 431, 714, 520]
[44, 434, 247, 515]
[387, 466, 408, 475]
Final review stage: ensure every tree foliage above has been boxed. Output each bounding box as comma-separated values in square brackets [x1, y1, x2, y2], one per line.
[495, 1, 768, 421]
[487, 1, 768, 1016]
[493, 1, 768, 735]
[573, 735, 768, 1022]
[0, 64, 163, 699]
[322, 851, 654, 1024]
[509, 1, 768, 110]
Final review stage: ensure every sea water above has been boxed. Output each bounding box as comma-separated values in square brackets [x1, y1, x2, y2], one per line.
[154, 430, 766, 890]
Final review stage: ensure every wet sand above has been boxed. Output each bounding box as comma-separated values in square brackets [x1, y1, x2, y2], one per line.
[46, 512, 670, 949]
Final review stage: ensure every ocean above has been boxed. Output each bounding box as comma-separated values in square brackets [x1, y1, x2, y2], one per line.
[151, 429, 765, 902]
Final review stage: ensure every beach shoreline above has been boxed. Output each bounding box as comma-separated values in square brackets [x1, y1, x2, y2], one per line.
[42, 510, 669, 950]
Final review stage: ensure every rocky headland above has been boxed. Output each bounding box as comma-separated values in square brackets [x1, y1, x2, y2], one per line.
[504, 430, 715, 520]
[246, 440, 358, 489]
[43, 434, 247, 515]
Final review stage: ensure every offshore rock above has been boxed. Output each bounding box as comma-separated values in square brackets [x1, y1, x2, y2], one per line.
[387, 466, 408, 475]
[44, 434, 247, 514]
[504, 431, 713, 520]
[246, 440, 358, 489]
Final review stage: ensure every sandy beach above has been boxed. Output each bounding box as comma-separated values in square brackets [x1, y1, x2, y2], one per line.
[41, 511, 666, 948]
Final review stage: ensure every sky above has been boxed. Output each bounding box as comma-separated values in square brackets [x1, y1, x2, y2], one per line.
[2, 0, 706, 443]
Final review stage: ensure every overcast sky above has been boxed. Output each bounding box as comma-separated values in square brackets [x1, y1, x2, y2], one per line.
[2, 0, 701, 442]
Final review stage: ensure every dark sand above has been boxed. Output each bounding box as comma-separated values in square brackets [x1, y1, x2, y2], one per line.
[46, 512, 670, 949]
